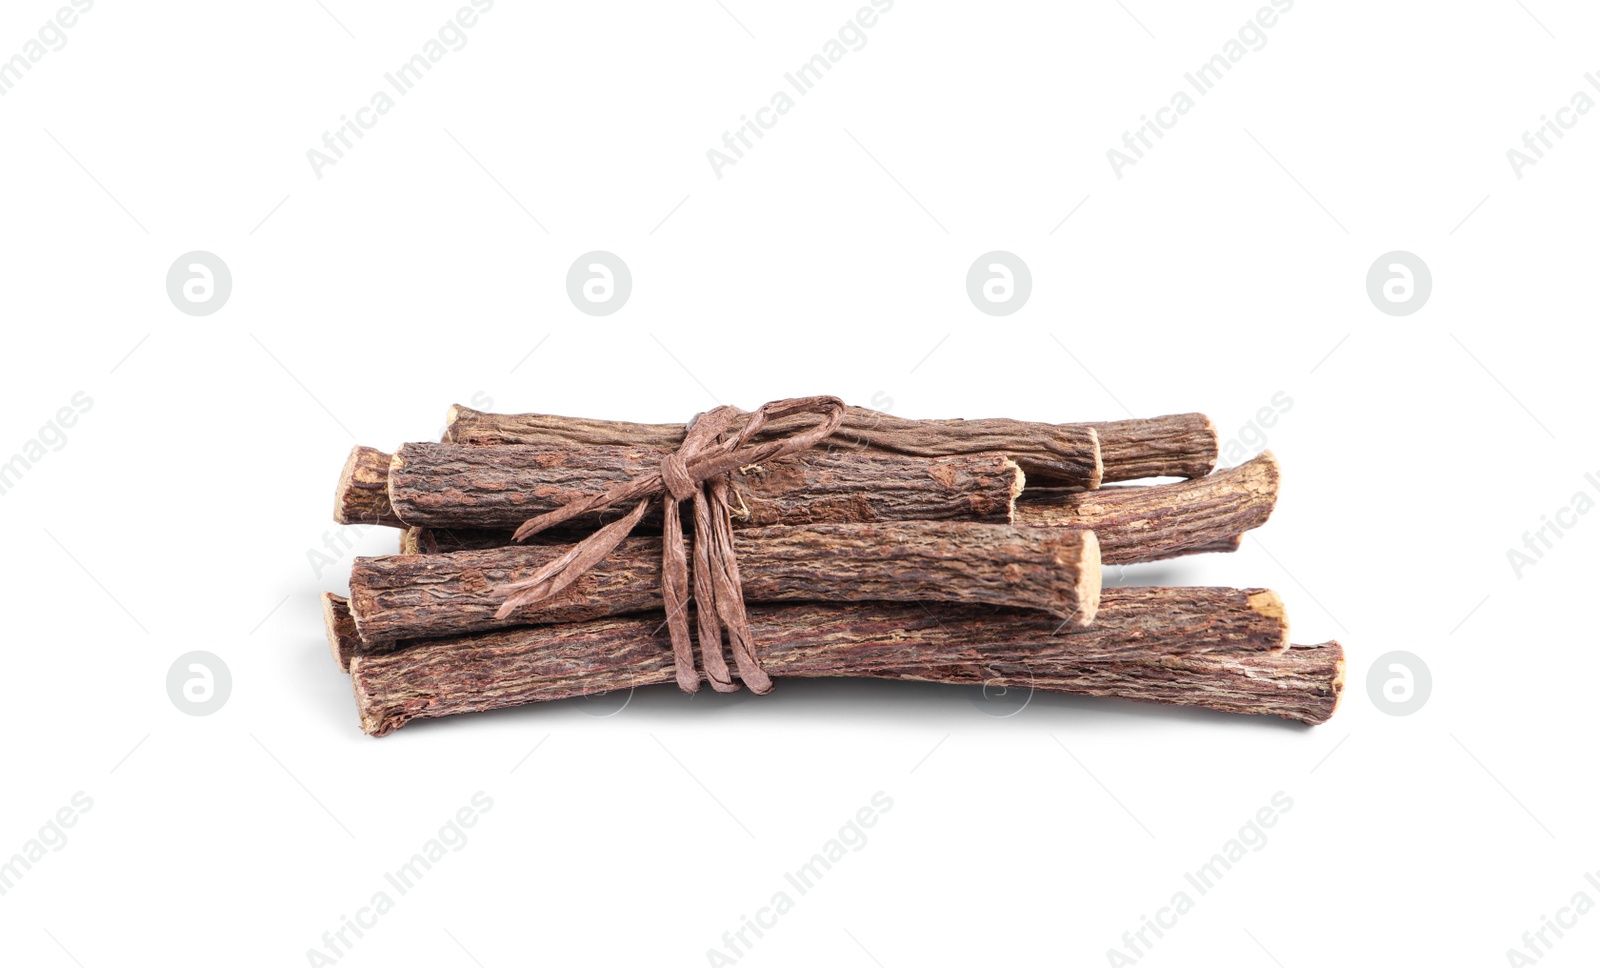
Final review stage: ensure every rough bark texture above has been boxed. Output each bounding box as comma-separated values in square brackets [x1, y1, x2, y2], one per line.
[863, 641, 1342, 724]
[444, 404, 1104, 487]
[383, 443, 1022, 531]
[391, 456, 1273, 566]
[1176, 536, 1243, 557]
[401, 529, 1253, 561]
[349, 523, 1101, 648]
[446, 405, 1219, 485]
[1090, 413, 1218, 482]
[340, 409, 1216, 531]
[327, 583, 1276, 674]
[347, 587, 1333, 735]
[1016, 452, 1279, 563]
[334, 447, 405, 527]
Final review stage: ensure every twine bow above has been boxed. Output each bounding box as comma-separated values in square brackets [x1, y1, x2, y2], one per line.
[492, 396, 846, 694]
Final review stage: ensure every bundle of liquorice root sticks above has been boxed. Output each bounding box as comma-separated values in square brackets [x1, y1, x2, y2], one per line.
[324, 401, 1343, 736]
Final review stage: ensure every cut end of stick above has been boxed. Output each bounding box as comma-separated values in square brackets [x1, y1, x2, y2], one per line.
[1252, 448, 1282, 513]
[1074, 530, 1102, 626]
[1085, 425, 1104, 490]
[1245, 590, 1289, 649]
[323, 592, 359, 673]
[347, 656, 386, 735]
[333, 448, 360, 524]
[335, 445, 403, 527]
[1006, 460, 1025, 524]
[1323, 641, 1347, 724]
[442, 403, 467, 442]
[1198, 413, 1220, 477]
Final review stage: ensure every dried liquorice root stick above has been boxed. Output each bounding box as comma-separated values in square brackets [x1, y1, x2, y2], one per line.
[443, 406, 1218, 484]
[1088, 413, 1218, 482]
[348, 523, 1102, 649]
[325, 584, 1277, 673]
[864, 641, 1343, 726]
[393, 455, 1277, 565]
[1015, 451, 1280, 564]
[443, 404, 1102, 487]
[395, 528, 1246, 561]
[380, 443, 1022, 531]
[347, 587, 1323, 735]
[335, 447, 404, 527]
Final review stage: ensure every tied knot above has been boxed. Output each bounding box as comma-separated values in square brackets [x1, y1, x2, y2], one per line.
[491, 396, 846, 695]
[659, 452, 697, 503]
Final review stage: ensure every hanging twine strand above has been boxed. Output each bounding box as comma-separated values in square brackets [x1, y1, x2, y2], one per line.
[492, 396, 846, 694]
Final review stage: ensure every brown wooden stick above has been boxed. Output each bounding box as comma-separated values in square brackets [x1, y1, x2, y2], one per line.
[383, 443, 1022, 531]
[1015, 452, 1279, 564]
[863, 640, 1343, 724]
[443, 404, 1103, 487]
[327, 582, 1279, 673]
[334, 447, 405, 527]
[399, 528, 1251, 560]
[348, 523, 1101, 648]
[443, 406, 1219, 484]
[346, 587, 1330, 735]
[386, 455, 1274, 565]
[341, 409, 1215, 529]
[1088, 413, 1218, 482]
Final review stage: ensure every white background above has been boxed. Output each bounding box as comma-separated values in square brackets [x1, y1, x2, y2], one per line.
[2, 1, 1595, 965]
